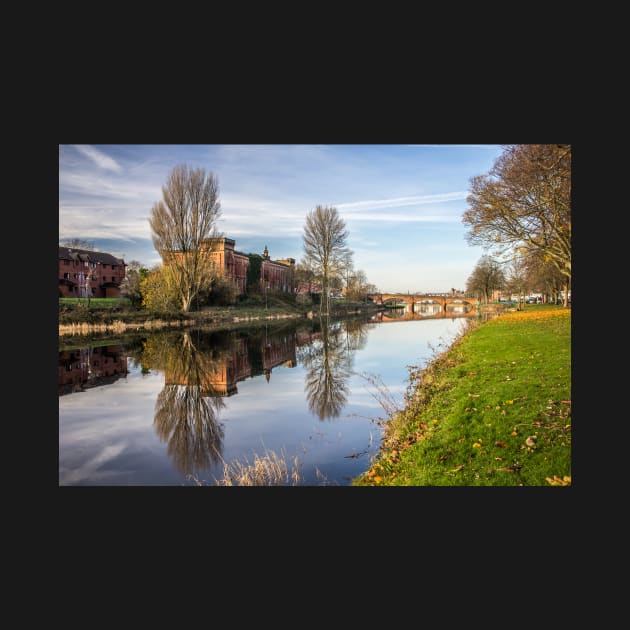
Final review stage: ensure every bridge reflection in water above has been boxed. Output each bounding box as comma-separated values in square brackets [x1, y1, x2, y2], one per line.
[371, 304, 476, 322]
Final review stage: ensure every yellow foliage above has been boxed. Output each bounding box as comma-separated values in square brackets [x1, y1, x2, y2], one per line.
[546, 475, 571, 486]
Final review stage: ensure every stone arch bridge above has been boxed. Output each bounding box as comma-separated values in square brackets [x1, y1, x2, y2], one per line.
[367, 293, 476, 317]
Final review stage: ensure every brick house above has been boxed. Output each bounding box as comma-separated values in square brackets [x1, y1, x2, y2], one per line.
[59, 246, 127, 298]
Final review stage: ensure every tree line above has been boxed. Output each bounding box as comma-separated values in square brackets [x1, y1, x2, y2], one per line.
[462, 144, 571, 307]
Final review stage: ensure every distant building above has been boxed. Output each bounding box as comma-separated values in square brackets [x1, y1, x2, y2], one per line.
[161, 238, 296, 296]
[204, 237, 250, 295]
[260, 245, 295, 293]
[59, 247, 126, 298]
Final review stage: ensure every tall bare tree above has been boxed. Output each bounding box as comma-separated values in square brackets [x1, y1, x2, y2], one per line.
[149, 165, 222, 312]
[462, 144, 571, 306]
[302, 205, 350, 315]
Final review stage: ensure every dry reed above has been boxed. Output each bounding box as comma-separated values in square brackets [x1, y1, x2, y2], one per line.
[214, 449, 302, 486]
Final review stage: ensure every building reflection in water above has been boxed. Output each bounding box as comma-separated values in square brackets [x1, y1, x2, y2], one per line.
[136, 325, 306, 476]
[58, 345, 128, 396]
[59, 318, 374, 477]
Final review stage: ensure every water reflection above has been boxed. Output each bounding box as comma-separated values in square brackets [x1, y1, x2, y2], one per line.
[297, 317, 370, 420]
[58, 345, 128, 395]
[370, 304, 475, 322]
[118, 321, 370, 472]
[60, 315, 473, 485]
[133, 323, 342, 474]
[415, 302, 442, 315]
[141, 331, 228, 474]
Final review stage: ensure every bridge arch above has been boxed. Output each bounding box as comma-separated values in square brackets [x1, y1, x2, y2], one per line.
[368, 293, 476, 316]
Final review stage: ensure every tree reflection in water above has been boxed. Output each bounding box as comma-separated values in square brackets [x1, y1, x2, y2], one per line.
[142, 330, 227, 475]
[298, 317, 370, 420]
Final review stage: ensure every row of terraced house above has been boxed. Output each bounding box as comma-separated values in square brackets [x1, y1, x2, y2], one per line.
[58, 237, 297, 299]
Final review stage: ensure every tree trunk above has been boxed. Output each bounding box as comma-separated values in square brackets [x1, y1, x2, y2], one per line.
[182, 295, 192, 313]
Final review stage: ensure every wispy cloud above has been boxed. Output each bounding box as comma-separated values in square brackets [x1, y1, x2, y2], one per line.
[59, 144, 499, 291]
[73, 145, 123, 172]
[60, 172, 159, 200]
[346, 213, 461, 223]
[336, 192, 468, 212]
[60, 441, 129, 484]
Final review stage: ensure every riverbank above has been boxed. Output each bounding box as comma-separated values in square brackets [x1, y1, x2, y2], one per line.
[58, 298, 380, 338]
[352, 304, 571, 486]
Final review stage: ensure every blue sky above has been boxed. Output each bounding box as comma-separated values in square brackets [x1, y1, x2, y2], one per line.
[59, 144, 503, 293]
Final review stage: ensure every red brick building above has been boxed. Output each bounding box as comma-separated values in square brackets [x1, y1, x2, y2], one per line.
[162, 237, 250, 295]
[59, 247, 126, 298]
[203, 237, 250, 294]
[162, 238, 295, 296]
[261, 245, 295, 293]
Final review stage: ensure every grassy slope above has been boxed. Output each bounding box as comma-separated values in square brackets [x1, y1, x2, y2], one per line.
[353, 305, 571, 486]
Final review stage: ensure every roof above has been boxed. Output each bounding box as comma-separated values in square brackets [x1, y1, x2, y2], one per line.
[58, 246, 125, 266]
[262, 257, 294, 269]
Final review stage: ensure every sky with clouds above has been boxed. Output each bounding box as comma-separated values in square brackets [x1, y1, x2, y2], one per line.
[59, 144, 504, 293]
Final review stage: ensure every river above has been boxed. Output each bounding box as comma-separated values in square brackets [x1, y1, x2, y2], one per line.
[59, 312, 478, 486]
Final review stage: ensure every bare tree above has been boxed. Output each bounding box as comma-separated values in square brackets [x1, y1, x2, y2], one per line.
[504, 254, 529, 310]
[347, 269, 369, 301]
[465, 255, 505, 303]
[462, 144, 571, 306]
[523, 251, 566, 304]
[120, 260, 148, 307]
[340, 250, 354, 296]
[60, 238, 95, 251]
[302, 205, 350, 315]
[149, 165, 222, 312]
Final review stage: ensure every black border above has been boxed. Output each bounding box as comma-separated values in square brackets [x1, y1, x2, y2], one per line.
[52, 100, 578, 559]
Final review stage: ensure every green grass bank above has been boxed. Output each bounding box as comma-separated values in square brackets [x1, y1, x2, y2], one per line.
[353, 305, 571, 486]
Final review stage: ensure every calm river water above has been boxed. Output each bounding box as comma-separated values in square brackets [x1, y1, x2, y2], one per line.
[59, 312, 477, 486]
